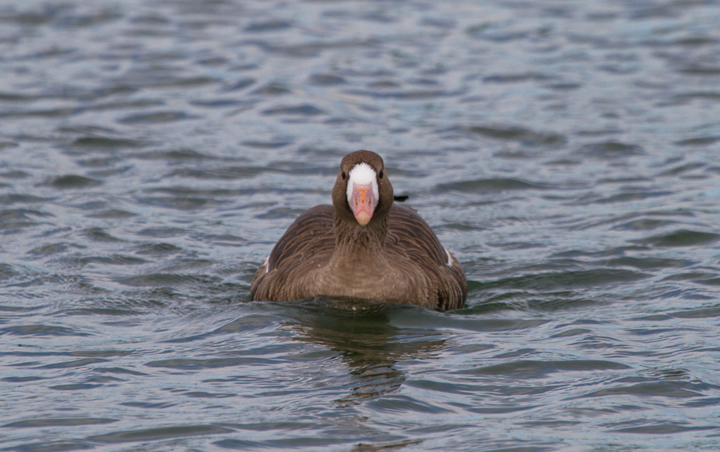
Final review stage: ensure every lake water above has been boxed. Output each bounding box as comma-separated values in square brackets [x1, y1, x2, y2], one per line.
[2, 0, 720, 450]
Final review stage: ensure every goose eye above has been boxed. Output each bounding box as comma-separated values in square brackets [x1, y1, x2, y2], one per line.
[341, 172, 346, 180]
[379, 170, 384, 179]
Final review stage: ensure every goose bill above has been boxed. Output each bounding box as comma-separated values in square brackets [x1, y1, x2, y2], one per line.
[350, 183, 377, 226]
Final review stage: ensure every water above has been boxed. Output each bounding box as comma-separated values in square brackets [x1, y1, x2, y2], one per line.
[1, 0, 720, 450]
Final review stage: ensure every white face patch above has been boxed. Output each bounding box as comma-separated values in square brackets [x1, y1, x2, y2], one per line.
[346, 162, 379, 203]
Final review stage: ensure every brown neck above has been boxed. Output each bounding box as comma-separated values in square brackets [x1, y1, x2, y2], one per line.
[329, 214, 388, 268]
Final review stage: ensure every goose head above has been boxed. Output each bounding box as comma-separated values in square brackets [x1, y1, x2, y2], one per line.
[331, 150, 394, 227]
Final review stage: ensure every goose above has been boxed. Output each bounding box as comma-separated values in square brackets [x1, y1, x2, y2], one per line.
[250, 150, 467, 310]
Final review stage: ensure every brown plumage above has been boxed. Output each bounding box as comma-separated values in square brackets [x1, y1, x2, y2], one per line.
[250, 150, 467, 310]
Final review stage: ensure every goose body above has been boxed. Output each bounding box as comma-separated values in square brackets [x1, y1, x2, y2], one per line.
[250, 150, 467, 310]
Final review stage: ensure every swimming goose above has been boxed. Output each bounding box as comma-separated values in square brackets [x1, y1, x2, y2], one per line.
[250, 150, 467, 310]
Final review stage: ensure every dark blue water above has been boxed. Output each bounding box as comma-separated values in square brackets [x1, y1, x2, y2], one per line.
[2, 0, 720, 450]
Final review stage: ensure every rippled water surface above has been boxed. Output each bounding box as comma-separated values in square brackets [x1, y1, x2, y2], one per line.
[2, 0, 720, 450]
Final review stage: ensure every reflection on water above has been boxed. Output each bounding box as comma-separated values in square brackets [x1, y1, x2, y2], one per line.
[1, 0, 720, 450]
[286, 299, 447, 406]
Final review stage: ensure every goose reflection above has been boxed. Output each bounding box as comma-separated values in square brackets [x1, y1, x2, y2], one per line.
[283, 297, 447, 405]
